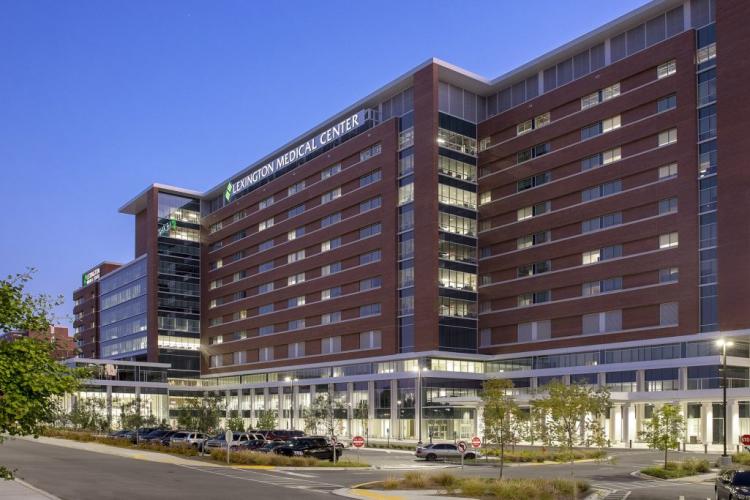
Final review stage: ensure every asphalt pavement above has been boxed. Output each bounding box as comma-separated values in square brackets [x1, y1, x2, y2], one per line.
[0, 438, 722, 500]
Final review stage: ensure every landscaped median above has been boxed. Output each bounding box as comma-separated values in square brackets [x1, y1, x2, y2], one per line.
[480, 448, 607, 463]
[640, 458, 711, 479]
[39, 428, 368, 468]
[360, 471, 590, 499]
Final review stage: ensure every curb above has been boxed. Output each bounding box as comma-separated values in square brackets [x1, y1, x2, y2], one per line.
[14, 479, 62, 500]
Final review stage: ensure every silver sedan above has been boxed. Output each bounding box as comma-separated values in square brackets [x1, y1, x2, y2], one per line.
[415, 443, 479, 461]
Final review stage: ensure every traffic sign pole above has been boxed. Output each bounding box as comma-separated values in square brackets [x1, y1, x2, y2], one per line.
[457, 440, 467, 469]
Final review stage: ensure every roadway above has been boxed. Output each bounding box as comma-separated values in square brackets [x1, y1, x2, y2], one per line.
[0, 438, 720, 499]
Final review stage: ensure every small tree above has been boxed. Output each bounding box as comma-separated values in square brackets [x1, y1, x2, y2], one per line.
[69, 398, 109, 432]
[119, 398, 156, 431]
[0, 270, 87, 479]
[355, 400, 369, 441]
[639, 403, 685, 468]
[532, 381, 611, 461]
[226, 415, 245, 432]
[255, 409, 277, 430]
[176, 394, 225, 433]
[481, 378, 517, 478]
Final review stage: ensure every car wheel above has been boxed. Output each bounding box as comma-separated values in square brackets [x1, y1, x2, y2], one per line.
[426, 453, 437, 462]
[465, 453, 475, 460]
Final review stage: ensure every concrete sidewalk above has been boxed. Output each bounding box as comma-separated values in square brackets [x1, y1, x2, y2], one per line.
[0, 479, 60, 499]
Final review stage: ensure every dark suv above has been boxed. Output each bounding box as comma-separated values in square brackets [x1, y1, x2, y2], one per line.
[716, 469, 750, 499]
[274, 437, 342, 461]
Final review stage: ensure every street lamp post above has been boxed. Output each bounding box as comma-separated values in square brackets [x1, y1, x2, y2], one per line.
[717, 339, 734, 466]
[397, 400, 402, 440]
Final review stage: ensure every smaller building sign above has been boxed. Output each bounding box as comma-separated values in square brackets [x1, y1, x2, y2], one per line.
[82, 268, 101, 286]
[158, 219, 177, 237]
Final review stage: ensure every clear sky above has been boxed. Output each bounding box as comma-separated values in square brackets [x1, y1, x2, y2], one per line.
[0, 0, 649, 330]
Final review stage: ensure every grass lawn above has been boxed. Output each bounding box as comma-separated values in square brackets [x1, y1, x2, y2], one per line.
[641, 458, 711, 479]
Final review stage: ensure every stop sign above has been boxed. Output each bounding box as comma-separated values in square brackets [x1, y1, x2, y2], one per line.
[741, 434, 750, 446]
[352, 436, 365, 448]
[457, 441, 467, 454]
[471, 436, 481, 448]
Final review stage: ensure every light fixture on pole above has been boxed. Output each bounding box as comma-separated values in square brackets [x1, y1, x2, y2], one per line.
[717, 338, 734, 466]
[284, 376, 298, 430]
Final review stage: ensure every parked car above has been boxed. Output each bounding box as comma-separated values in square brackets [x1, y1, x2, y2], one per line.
[108, 430, 130, 439]
[169, 431, 207, 449]
[140, 429, 173, 443]
[256, 440, 288, 454]
[232, 439, 266, 452]
[415, 443, 479, 461]
[156, 430, 178, 446]
[264, 430, 305, 441]
[716, 469, 750, 499]
[274, 436, 342, 461]
[204, 432, 254, 451]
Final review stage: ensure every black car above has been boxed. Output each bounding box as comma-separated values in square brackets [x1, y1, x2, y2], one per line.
[716, 469, 750, 499]
[256, 440, 288, 454]
[274, 437, 342, 461]
[264, 430, 305, 441]
[141, 429, 172, 442]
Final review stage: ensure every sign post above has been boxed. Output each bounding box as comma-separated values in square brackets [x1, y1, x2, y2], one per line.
[352, 436, 365, 463]
[741, 434, 750, 452]
[457, 440, 467, 469]
[471, 436, 482, 449]
[225, 430, 233, 465]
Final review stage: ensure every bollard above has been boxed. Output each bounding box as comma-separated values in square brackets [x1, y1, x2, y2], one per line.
[682, 442, 686, 452]
[629, 439, 632, 449]
[704, 444, 708, 454]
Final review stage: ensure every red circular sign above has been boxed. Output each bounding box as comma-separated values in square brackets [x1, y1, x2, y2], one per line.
[741, 434, 750, 446]
[352, 436, 365, 448]
[457, 441, 467, 453]
[471, 436, 481, 448]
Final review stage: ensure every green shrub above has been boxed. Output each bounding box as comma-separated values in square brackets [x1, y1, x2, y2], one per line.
[429, 471, 459, 490]
[733, 452, 750, 466]
[209, 449, 366, 467]
[402, 471, 426, 489]
[459, 478, 488, 498]
[381, 477, 400, 490]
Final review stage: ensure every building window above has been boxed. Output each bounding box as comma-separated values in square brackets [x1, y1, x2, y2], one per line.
[582, 244, 622, 265]
[658, 128, 678, 146]
[258, 303, 274, 315]
[360, 143, 382, 162]
[288, 296, 305, 308]
[321, 311, 341, 324]
[399, 183, 414, 205]
[658, 197, 678, 215]
[288, 272, 305, 285]
[517, 201, 550, 221]
[287, 250, 305, 264]
[517, 172, 551, 192]
[258, 261, 274, 272]
[582, 147, 621, 171]
[321, 212, 341, 227]
[321, 336, 341, 354]
[582, 180, 622, 202]
[258, 240, 274, 252]
[582, 277, 622, 296]
[517, 320, 551, 342]
[438, 155, 476, 182]
[321, 163, 341, 179]
[517, 290, 550, 306]
[288, 319, 305, 331]
[517, 230, 550, 249]
[288, 181, 306, 196]
[321, 286, 341, 300]
[659, 267, 679, 283]
[288, 204, 305, 218]
[657, 60, 677, 79]
[232, 351, 246, 365]
[657, 94, 677, 112]
[360, 196, 381, 213]
[321, 262, 341, 276]
[658, 163, 678, 179]
[696, 43, 716, 66]
[479, 191, 492, 205]
[581, 83, 620, 110]
[360, 277, 382, 291]
[360, 303, 381, 317]
[258, 282, 274, 294]
[259, 196, 274, 209]
[209, 355, 222, 368]
[517, 260, 551, 278]
[516, 112, 551, 135]
[438, 184, 476, 209]
[582, 310, 622, 334]
[321, 188, 341, 204]
[321, 237, 341, 252]
[659, 232, 679, 249]
[516, 143, 550, 164]
[659, 302, 679, 326]
[258, 218, 274, 231]
[360, 170, 382, 187]
[259, 347, 273, 361]
[288, 342, 305, 359]
[581, 212, 622, 233]
[287, 227, 305, 241]
[438, 268, 477, 291]
[359, 250, 381, 265]
[360, 330, 381, 349]
[360, 223, 382, 239]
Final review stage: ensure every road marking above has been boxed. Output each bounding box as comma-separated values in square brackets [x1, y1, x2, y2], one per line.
[230, 465, 275, 470]
[350, 489, 405, 500]
[277, 470, 317, 478]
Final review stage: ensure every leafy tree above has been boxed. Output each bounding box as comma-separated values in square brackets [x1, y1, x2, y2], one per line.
[0, 270, 86, 479]
[480, 378, 517, 478]
[255, 409, 277, 430]
[226, 415, 245, 432]
[639, 403, 685, 468]
[176, 394, 225, 433]
[119, 398, 156, 431]
[531, 380, 611, 461]
[304, 394, 342, 436]
[69, 398, 109, 432]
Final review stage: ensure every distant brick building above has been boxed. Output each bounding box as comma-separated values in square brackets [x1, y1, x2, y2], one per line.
[0, 325, 78, 360]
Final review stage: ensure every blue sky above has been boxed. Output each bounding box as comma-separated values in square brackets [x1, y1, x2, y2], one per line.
[0, 0, 649, 330]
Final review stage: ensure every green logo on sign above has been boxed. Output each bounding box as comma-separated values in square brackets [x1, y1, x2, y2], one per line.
[224, 182, 233, 201]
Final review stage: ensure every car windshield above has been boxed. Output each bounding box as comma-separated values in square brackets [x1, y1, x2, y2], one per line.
[734, 472, 750, 486]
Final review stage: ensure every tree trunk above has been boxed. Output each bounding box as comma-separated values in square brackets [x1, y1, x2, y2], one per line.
[499, 441, 505, 479]
[664, 446, 668, 469]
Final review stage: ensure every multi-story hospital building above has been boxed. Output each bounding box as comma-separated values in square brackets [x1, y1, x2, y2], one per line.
[71, 0, 750, 448]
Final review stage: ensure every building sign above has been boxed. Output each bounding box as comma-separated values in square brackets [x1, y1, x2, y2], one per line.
[82, 268, 101, 286]
[226, 110, 368, 201]
[158, 219, 177, 237]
